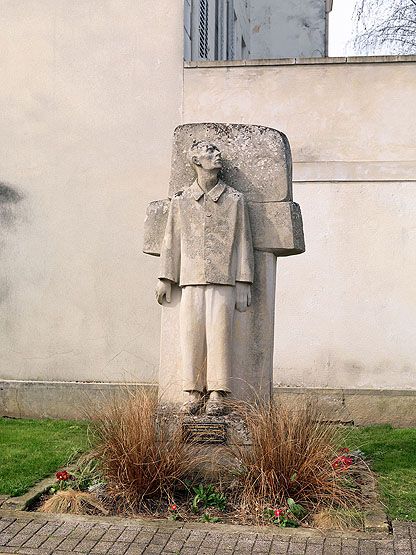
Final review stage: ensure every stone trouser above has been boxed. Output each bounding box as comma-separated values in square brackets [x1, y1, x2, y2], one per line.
[180, 284, 235, 393]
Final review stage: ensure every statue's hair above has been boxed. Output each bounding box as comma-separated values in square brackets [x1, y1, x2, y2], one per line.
[187, 140, 219, 165]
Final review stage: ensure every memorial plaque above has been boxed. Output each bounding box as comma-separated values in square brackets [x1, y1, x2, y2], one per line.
[182, 421, 227, 444]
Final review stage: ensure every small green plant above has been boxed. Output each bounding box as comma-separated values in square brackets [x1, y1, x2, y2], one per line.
[191, 484, 227, 512]
[264, 498, 307, 528]
[72, 458, 103, 492]
[168, 503, 180, 521]
[264, 507, 298, 528]
[200, 513, 221, 523]
[49, 470, 74, 493]
[49, 459, 103, 495]
[287, 497, 307, 519]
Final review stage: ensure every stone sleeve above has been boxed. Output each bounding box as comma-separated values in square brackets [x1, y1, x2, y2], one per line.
[158, 197, 181, 284]
[234, 195, 254, 284]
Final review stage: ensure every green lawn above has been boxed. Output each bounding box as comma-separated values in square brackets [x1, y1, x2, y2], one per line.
[0, 417, 89, 496]
[345, 425, 416, 521]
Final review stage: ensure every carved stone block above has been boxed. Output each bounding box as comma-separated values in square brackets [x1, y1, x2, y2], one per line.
[169, 123, 293, 202]
[249, 201, 305, 256]
[143, 199, 170, 256]
[143, 199, 305, 257]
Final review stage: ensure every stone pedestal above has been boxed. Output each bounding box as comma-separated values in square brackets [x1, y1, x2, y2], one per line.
[157, 407, 250, 482]
[158, 408, 251, 446]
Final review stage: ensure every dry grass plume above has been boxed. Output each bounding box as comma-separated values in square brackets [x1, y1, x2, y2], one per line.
[89, 389, 202, 512]
[39, 489, 108, 515]
[230, 399, 358, 519]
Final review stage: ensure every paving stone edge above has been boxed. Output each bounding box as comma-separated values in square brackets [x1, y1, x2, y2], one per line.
[0, 506, 391, 541]
[356, 461, 390, 534]
[2, 474, 57, 511]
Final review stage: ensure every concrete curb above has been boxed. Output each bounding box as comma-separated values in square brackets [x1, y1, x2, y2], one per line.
[354, 461, 390, 534]
[0, 508, 390, 540]
[2, 474, 56, 511]
[2, 381, 416, 426]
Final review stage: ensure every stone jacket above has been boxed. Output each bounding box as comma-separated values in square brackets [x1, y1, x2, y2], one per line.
[159, 180, 254, 287]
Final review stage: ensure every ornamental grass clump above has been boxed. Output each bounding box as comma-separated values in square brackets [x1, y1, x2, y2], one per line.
[89, 389, 202, 512]
[232, 399, 358, 521]
[39, 490, 108, 515]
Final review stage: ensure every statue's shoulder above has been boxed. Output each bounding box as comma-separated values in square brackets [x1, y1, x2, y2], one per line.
[172, 190, 184, 200]
[223, 184, 244, 200]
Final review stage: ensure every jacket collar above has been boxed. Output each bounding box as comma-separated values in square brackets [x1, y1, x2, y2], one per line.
[189, 179, 226, 202]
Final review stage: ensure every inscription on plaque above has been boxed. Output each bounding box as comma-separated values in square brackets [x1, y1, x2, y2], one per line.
[182, 422, 227, 444]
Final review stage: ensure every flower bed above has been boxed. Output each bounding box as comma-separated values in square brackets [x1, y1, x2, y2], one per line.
[36, 447, 364, 530]
[34, 391, 370, 531]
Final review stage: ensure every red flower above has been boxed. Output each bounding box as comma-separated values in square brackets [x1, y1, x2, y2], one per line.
[169, 504, 177, 511]
[332, 455, 353, 471]
[339, 447, 350, 454]
[274, 509, 284, 518]
[56, 470, 70, 481]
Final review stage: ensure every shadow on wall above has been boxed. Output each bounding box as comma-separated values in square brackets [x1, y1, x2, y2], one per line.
[0, 181, 25, 304]
[0, 182, 24, 227]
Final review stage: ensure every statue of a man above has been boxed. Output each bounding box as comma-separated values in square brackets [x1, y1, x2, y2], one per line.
[155, 141, 254, 415]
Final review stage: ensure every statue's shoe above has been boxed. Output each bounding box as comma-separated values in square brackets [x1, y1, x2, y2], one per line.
[180, 399, 203, 415]
[205, 400, 227, 416]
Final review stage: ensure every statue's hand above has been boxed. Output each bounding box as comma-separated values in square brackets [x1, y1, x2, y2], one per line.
[235, 282, 251, 312]
[155, 279, 172, 305]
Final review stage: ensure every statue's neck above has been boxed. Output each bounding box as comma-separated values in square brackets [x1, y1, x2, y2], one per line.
[196, 169, 220, 194]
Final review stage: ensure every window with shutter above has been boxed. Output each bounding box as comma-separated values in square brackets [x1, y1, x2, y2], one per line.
[199, 0, 209, 59]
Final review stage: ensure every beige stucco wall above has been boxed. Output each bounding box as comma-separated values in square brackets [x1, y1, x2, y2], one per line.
[0, 0, 183, 383]
[183, 59, 416, 390]
[0, 0, 415, 397]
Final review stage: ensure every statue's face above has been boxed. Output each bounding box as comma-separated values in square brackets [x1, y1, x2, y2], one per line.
[192, 143, 222, 171]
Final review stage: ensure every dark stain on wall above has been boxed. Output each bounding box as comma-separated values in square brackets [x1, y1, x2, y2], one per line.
[0, 182, 24, 228]
[0, 182, 26, 306]
[0, 182, 23, 203]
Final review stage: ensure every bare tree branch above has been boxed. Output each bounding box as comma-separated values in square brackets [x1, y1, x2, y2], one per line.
[354, 0, 416, 55]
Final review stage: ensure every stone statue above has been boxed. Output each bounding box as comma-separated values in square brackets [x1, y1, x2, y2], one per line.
[143, 123, 305, 414]
[155, 141, 254, 415]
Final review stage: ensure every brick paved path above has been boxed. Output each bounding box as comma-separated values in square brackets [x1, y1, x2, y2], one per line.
[0, 509, 415, 555]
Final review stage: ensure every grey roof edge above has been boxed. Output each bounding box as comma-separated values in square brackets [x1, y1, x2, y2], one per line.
[184, 54, 416, 69]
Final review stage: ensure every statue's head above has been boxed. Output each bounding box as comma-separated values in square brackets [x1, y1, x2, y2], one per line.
[188, 141, 222, 173]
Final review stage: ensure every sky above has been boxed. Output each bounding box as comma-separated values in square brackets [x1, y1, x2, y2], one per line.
[329, 0, 357, 56]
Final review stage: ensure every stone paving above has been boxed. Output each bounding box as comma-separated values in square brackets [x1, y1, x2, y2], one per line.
[0, 509, 415, 555]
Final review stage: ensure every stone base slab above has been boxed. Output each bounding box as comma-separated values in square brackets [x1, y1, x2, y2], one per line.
[1, 380, 415, 426]
[0, 380, 156, 420]
[274, 387, 416, 427]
